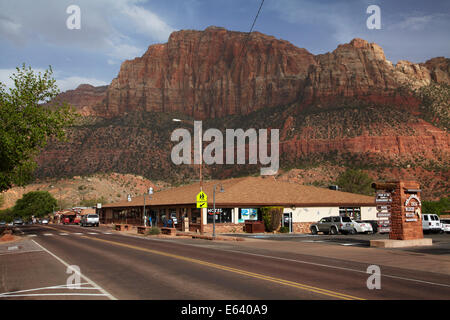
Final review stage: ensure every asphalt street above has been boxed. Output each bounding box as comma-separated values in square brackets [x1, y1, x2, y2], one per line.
[1, 224, 449, 300]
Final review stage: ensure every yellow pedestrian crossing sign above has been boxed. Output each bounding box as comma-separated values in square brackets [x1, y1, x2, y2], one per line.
[196, 191, 207, 208]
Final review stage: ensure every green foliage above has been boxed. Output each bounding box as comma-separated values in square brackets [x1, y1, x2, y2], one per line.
[0, 208, 14, 222]
[422, 197, 450, 215]
[415, 82, 450, 132]
[279, 226, 289, 233]
[0, 193, 4, 207]
[261, 206, 283, 232]
[0, 64, 77, 191]
[147, 227, 161, 235]
[336, 169, 374, 196]
[13, 191, 57, 219]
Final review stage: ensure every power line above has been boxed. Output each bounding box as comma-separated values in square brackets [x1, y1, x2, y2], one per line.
[237, 0, 266, 62]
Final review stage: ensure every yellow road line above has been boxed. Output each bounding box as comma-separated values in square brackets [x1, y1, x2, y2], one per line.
[82, 236, 365, 300]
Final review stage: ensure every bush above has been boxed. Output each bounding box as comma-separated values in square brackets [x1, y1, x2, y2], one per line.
[147, 227, 161, 235]
[261, 207, 283, 232]
[279, 226, 289, 233]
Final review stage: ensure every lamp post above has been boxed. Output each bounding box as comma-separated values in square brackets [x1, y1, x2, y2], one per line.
[212, 184, 225, 238]
[172, 118, 203, 191]
[143, 187, 153, 227]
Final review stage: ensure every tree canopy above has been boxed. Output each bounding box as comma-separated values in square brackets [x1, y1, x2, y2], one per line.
[13, 191, 57, 219]
[0, 64, 77, 191]
[336, 169, 374, 195]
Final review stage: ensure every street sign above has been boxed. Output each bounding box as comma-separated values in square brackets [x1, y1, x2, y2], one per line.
[197, 201, 207, 209]
[196, 191, 208, 209]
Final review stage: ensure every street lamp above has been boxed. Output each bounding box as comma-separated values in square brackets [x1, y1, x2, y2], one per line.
[212, 184, 225, 238]
[172, 118, 203, 191]
[143, 187, 153, 227]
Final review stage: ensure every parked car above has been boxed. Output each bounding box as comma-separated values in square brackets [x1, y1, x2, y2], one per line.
[0, 221, 6, 226]
[422, 214, 441, 233]
[353, 221, 373, 234]
[440, 219, 450, 234]
[13, 218, 23, 226]
[41, 219, 49, 225]
[310, 216, 354, 235]
[361, 220, 379, 233]
[80, 214, 99, 227]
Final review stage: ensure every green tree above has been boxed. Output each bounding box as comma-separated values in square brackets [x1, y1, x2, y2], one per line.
[422, 197, 450, 215]
[336, 169, 374, 195]
[13, 191, 57, 219]
[261, 207, 283, 232]
[0, 64, 77, 191]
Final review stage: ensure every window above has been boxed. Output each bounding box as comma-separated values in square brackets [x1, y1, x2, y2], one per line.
[342, 217, 352, 222]
[339, 207, 361, 220]
[424, 215, 429, 221]
[331, 217, 340, 222]
[239, 208, 260, 222]
[320, 217, 331, 223]
[207, 208, 232, 223]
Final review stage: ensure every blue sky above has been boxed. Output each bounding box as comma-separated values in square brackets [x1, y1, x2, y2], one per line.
[0, 0, 449, 92]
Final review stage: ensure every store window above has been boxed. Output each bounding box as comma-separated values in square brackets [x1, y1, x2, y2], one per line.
[238, 208, 260, 223]
[207, 208, 232, 223]
[339, 207, 361, 220]
[191, 208, 201, 224]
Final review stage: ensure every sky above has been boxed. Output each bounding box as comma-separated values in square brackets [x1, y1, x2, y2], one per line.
[0, 0, 449, 92]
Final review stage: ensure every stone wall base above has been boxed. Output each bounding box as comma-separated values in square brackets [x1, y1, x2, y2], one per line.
[203, 223, 245, 234]
[292, 222, 314, 234]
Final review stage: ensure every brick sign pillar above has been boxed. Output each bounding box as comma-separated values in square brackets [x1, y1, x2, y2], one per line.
[372, 181, 423, 241]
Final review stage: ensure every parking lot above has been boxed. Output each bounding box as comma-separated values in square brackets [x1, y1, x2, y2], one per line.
[225, 232, 450, 255]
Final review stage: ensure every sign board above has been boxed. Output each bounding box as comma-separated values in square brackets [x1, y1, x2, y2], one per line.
[196, 191, 208, 209]
[376, 192, 392, 203]
[207, 208, 222, 215]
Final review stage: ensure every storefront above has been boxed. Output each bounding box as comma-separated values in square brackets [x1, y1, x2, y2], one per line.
[100, 177, 376, 234]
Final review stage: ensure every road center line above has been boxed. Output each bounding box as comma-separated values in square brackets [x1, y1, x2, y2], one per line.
[31, 240, 117, 300]
[81, 236, 364, 300]
[127, 235, 450, 289]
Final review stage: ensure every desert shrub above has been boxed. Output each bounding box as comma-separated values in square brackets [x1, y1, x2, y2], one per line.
[261, 207, 283, 232]
[147, 227, 161, 235]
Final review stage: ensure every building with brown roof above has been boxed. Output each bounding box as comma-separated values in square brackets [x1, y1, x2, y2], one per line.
[99, 177, 376, 234]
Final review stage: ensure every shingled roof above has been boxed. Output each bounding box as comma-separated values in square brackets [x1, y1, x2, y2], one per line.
[103, 177, 375, 208]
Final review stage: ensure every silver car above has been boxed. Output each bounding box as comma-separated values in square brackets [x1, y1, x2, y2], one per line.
[310, 216, 354, 235]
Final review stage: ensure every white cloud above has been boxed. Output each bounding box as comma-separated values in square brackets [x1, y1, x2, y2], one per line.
[0, 0, 175, 61]
[0, 68, 108, 92]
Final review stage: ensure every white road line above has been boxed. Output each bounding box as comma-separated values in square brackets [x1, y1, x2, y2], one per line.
[43, 233, 53, 236]
[28, 234, 37, 237]
[73, 233, 83, 235]
[341, 243, 359, 246]
[133, 235, 450, 288]
[8, 246, 19, 251]
[103, 232, 112, 235]
[31, 240, 117, 300]
[0, 293, 109, 298]
[87, 233, 99, 235]
[59, 233, 69, 236]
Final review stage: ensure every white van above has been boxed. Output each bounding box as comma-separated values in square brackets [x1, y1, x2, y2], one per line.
[422, 214, 441, 233]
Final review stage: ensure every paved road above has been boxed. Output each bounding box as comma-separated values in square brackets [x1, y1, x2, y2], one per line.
[1, 224, 450, 300]
[225, 232, 450, 255]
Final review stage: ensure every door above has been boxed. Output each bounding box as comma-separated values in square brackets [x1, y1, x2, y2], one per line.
[283, 212, 293, 233]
